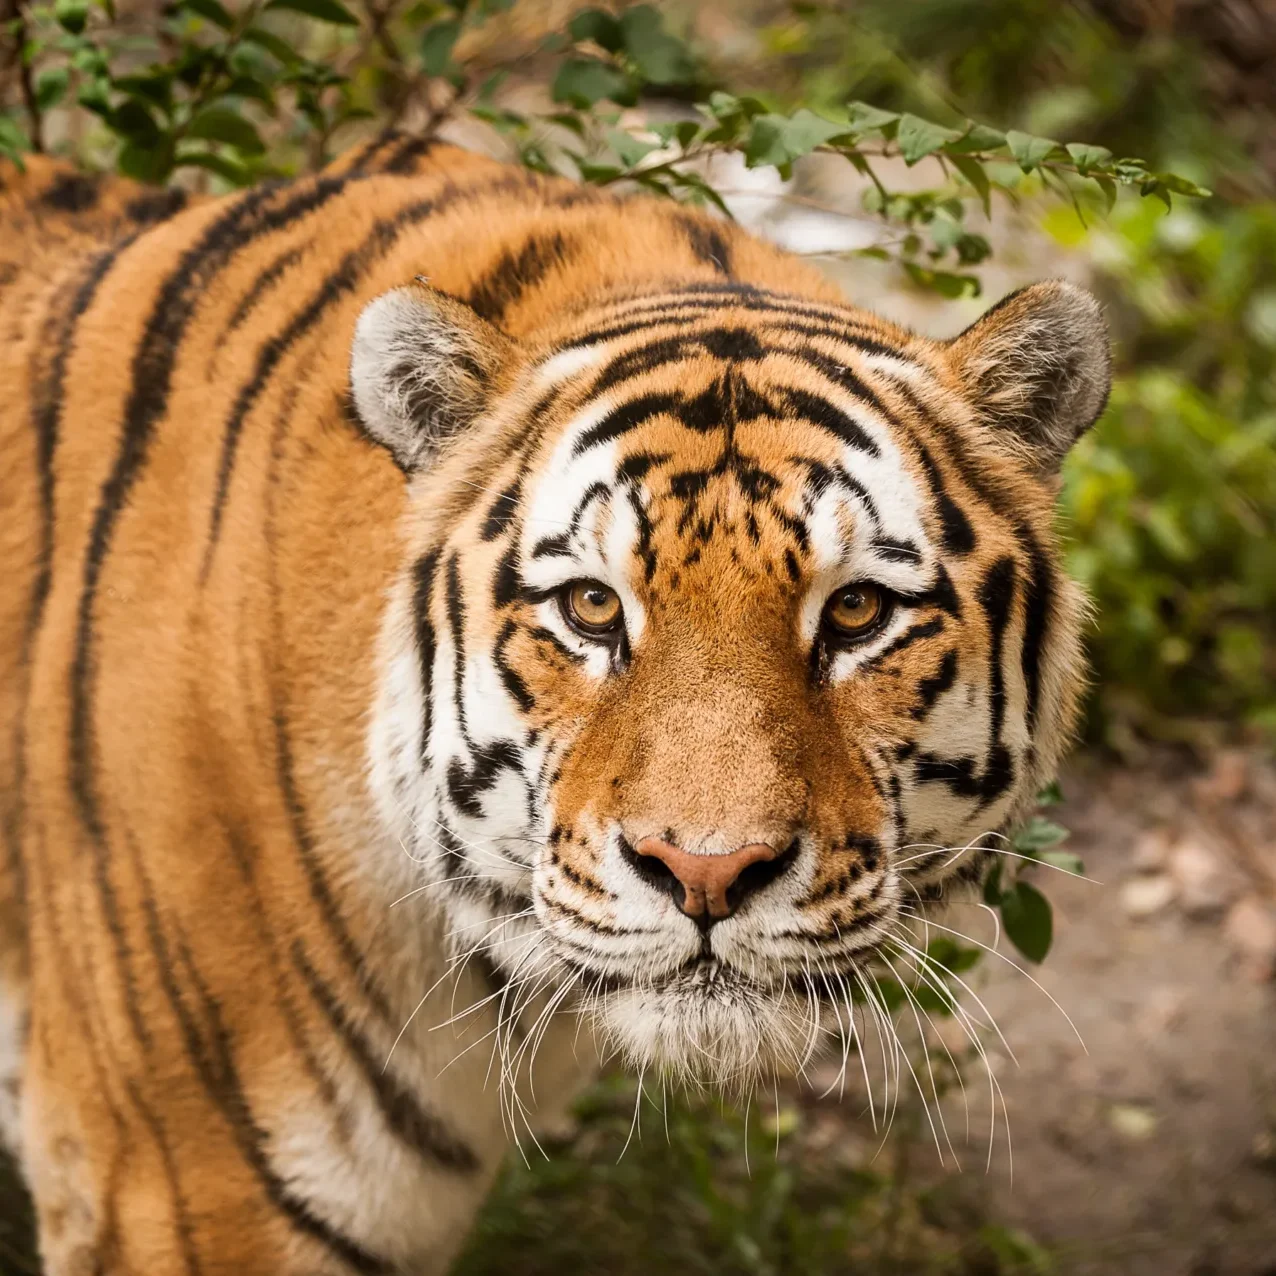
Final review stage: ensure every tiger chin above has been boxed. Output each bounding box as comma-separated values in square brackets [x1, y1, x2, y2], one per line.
[0, 133, 1106, 1274]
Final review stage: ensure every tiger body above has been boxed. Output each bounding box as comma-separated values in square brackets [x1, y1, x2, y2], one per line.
[0, 136, 1106, 1274]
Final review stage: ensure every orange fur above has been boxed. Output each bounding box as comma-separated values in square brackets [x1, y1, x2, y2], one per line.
[0, 135, 1098, 1273]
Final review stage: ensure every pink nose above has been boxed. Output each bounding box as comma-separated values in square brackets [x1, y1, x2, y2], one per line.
[632, 837, 783, 921]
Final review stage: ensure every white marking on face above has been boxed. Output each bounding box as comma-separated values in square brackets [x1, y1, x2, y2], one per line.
[535, 343, 605, 386]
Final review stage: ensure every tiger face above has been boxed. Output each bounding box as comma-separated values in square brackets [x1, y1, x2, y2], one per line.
[359, 278, 1108, 1091]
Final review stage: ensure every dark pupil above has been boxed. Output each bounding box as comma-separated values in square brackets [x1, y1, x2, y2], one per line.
[586, 589, 609, 610]
[841, 591, 863, 611]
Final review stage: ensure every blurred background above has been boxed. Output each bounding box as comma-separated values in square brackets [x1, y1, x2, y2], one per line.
[2, 1, 1275, 1272]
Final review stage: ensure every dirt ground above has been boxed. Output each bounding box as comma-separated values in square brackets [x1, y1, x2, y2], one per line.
[835, 749, 1276, 1276]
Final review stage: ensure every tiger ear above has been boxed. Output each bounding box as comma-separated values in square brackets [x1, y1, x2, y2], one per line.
[350, 282, 514, 472]
[944, 280, 1110, 475]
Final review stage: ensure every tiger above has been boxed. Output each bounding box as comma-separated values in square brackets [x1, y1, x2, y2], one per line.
[0, 130, 1108, 1275]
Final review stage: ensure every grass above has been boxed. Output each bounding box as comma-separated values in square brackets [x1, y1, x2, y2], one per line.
[452, 1074, 1055, 1276]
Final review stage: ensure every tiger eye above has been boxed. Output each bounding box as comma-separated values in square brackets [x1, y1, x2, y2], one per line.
[824, 584, 886, 639]
[564, 581, 623, 636]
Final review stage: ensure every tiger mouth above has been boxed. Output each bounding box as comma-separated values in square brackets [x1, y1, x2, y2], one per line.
[563, 953, 854, 1002]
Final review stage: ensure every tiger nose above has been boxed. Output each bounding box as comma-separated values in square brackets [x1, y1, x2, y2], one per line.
[631, 837, 792, 927]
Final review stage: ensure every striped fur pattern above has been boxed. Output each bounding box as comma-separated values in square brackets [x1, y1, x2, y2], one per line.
[0, 135, 1107, 1273]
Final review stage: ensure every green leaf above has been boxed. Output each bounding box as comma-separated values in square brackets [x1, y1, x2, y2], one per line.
[1095, 173, 1117, 212]
[186, 106, 265, 154]
[868, 977, 906, 1013]
[1006, 129, 1062, 173]
[181, 0, 235, 30]
[1065, 142, 1112, 175]
[1012, 815, 1070, 855]
[35, 67, 70, 110]
[844, 100, 899, 134]
[551, 56, 635, 108]
[744, 109, 844, 170]
[946, 122, 1006, 153]
[113, 72, 175, 112]
[912, 982, 958, 1016]
[574, 159, 624, 183]
[117, 136, 175, 183]
[896, 113, 960, 164]
[226, 76, 277, 111]
[983, 858, 1004, 906]
[1039, 850, 1086, 876]
[174, 148, 252, 184]
[0, 114, 31, 167]
[606, 127, 658, 169]
[1036, 779, 1064, 806]
[109, 98, 162, 146]
[743, 115, 790, 171]
[1155, 171, 1212, 198]
[569, 8, 623, 52]
[903, 261, 980, 298]
[265, 0, 358, 25]
[242, 26, 301, 63]
[54, 0, 89, 33]
[949, 152, 991, 217]
[420, 18, 459, 76]
[1000, 881, 1053, 963]
[620, 4, 693, 85]
[926, 936, 982, 975]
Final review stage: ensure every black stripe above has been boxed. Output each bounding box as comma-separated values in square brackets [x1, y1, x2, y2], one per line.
[529, 624, 587, 665]
[572, 392, 680, 455]
[913, 442, 975, 554]
[446, 741, 523, 820]
[137, 892, 392, 1275]
[69, 171, 360, 850]
[973, 555, 1018, 806]
[467, 230, 574, 323]
[412, 550, 440, 767]
[978, 556, 1017, 748]
[599, 282, 889, 328]
[782, 387, 881, 456]
[493, 620, 534, 711]
[445, 554, 468, 739]
[292, 942, 480, 1173]
[681, 216, 733, 275]
[1020, 543, 1054, 729]
[123, 1077, 202, 1276]
[912, 648, 959, 719]
[200, 190, 451, 580]
[493, 542, 521, 608]
[572, 305, 901, 354]
[865, 617, 945, 668]
[41, 170, 101, 213]
[530, 531, 572, 560]
[480, 478, 521, 541]
[383, 132, 441, 175]
[273, 708, 397, 1025]
[10, 241, 135, 937]
[201, 173, 573, 582]
[222, 242, 307, 335]
[125, 188, 189, 225]
[220, 816, 354, 1134]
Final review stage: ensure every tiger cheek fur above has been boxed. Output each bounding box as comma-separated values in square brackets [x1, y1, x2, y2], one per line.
[2, 137, 1106, 1274]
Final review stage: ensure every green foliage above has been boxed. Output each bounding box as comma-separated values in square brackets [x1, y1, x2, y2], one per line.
[1055, 197, 1276, 739]
[1, 0, 1204, 289]
[451, 1075, 1054, 1276]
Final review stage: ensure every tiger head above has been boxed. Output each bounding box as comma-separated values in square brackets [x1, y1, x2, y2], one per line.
[357, 277, 1108, 1090]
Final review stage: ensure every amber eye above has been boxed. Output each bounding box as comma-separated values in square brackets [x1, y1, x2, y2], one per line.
[823, 583, 889, 642]
[562, 581, 624, 637]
